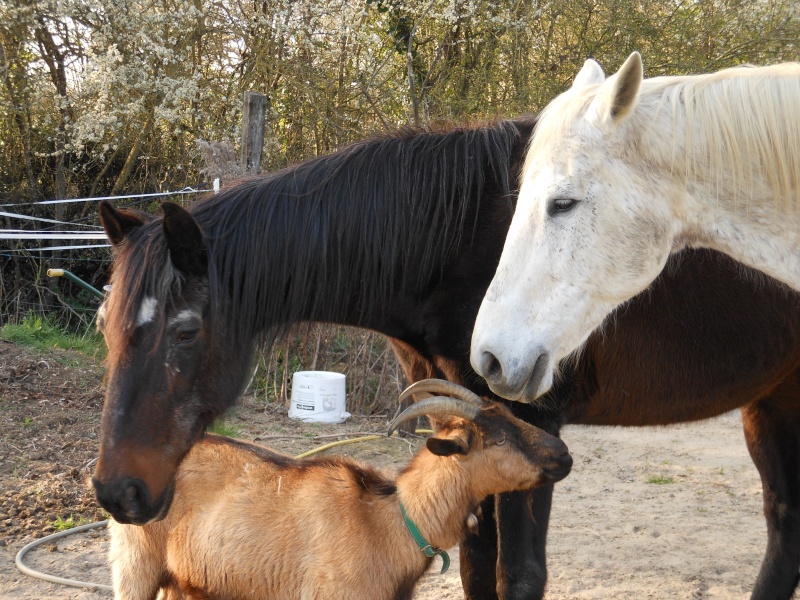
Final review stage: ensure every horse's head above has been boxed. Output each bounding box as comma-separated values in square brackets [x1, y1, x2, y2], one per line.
[94, 201, 250, 524]
[471, 52, 677, 402]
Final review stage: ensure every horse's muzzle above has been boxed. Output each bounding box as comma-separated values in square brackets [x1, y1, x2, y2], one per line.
[472, 347, 552, 402]
[93, 475, 175, 525]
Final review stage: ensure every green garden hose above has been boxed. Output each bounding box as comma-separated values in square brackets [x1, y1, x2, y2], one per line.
[46, 269, 105, 300]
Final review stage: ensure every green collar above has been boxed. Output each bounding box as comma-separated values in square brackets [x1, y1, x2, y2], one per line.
[399, 501, 450, 574]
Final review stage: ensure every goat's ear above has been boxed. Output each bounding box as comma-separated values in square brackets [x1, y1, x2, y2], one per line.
[99, 200, 145, 246]
[426, 436, 468, 457]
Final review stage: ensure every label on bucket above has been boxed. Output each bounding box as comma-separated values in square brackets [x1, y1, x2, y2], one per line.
[293, 390, 315, 411]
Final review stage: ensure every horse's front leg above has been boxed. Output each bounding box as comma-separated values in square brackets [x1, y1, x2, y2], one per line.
[460, 495, 500, 600]
[459, 488, 552, 600]
[741, 389, 800, 600]
[494, 486, 553, 600]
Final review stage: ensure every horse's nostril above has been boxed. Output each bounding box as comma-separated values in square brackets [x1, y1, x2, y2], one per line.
[93, 476, 157, 524]
[118, 478, 157, 521]
[482, 351, 503, 383]
[530, 352, 549, 386]
[122, 480, 146, 509]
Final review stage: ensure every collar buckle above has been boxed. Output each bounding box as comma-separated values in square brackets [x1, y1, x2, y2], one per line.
[400, 502, 451, 574]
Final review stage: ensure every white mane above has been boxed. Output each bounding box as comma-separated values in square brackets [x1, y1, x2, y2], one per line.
[528, 62, 800, 213]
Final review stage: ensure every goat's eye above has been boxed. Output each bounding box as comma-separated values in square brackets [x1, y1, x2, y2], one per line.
[547, 197, 579, 216]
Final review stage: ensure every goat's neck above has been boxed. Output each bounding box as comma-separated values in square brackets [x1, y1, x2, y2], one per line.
[395, 451, 475, 551]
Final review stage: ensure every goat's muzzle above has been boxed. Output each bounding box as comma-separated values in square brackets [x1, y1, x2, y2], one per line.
[541, 437, 573, 483]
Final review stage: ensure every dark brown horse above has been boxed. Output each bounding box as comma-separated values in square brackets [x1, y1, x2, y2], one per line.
[95, 117, 800, 600]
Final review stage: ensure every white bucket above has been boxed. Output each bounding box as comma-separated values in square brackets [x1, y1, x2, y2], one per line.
[288, 371, 350, 424]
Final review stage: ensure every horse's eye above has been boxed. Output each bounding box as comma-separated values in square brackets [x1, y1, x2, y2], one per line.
[494, 432, 507, 446]
[548, 197, 579, 215]
[176, 329, 199, 344]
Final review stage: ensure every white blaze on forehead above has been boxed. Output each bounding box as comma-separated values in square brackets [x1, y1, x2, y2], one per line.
[136, 297, 158, 327]
[168, 309, 201, 327]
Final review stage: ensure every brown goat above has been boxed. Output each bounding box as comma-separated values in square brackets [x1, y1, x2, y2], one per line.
[109, 380, 572, 600]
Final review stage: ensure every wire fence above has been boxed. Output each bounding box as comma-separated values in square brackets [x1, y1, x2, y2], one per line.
[1, 186, 405, 415]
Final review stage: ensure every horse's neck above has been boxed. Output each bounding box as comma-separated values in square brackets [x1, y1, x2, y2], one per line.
[675, 182, 800, 291]
[636, 92, 800, 291]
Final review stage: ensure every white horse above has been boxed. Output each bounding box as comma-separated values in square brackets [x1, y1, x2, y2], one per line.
[471, 52, 800, 402]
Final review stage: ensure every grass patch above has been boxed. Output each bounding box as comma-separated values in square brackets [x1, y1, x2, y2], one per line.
[646, 475, 675, 485]
[0, 313, 105, 360]
[207, 419, 242, 438]
[50, 514, 91, 532]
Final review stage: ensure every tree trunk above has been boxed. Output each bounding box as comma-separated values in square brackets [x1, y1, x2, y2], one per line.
[35, 21, 71, 289]
[0, 42, 37, 200]
[111, 110, 155, 196]
[86, 145, 123, 210]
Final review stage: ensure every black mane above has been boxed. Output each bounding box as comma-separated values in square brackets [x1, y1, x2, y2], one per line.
[109, 117, 535, 351]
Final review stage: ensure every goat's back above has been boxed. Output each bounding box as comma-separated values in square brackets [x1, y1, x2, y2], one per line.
[110, 435, 426, 600]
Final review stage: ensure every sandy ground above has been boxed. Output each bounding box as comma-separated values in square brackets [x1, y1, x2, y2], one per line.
[1, 409, 767, 599]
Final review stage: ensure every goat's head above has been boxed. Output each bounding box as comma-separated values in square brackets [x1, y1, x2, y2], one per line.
[389, 380, 572, 497]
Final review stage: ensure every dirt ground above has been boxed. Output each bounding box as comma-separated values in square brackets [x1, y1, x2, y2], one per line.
[0, 337, 772, 599]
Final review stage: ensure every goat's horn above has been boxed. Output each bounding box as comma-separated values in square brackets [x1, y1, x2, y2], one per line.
[387, 397, 482, 436]
[398, 379, 486, 407]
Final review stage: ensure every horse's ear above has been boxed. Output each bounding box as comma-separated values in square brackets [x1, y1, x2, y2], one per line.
[161, 202, 208, 277]
[591, 51, 643, 124]
[99, 200, 145, 246]
[572, 58, 605, 88]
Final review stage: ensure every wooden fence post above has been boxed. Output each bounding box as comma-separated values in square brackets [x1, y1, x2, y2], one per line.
[241, 91, 267, 173]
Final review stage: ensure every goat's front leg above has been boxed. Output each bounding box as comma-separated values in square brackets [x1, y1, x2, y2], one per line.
[495, 486, 553, 600]
[108, 521, 165, 600]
